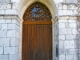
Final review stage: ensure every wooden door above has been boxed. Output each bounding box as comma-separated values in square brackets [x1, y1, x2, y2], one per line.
[22, 2, 52, 60]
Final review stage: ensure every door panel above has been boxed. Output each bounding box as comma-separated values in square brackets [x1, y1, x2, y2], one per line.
[22, 24, 52, 60]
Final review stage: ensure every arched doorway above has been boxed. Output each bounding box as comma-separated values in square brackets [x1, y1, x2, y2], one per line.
[22, 2, 52, 60]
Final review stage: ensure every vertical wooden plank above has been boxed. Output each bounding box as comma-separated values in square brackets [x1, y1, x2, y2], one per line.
[26, 25, 28, 60]
[49, 25, 52, 60]
[31, 24, 36, 60]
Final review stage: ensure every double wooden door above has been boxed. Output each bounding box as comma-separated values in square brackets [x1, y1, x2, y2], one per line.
[22, 22, 52, 60]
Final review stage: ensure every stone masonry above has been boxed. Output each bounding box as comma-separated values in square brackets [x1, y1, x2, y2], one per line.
[0, 15, 20, 60]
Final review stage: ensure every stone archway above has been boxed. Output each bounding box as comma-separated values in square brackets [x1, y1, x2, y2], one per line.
[17, 0, 57, 60]
[22, 2, 52, 60]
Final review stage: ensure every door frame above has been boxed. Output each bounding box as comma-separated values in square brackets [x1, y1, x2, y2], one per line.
[20, 19, 56, 60]
[19, 1, 57, 60]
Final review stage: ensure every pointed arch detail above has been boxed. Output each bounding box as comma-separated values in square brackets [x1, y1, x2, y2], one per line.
[23, 2, 52, 21]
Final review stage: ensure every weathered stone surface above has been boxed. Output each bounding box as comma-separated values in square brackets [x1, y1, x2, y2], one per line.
[0, 10, 5, 14]
[2, 24, 7, 29]
[6, 19, 11, 23]
[59, 35, 65, 40]
[66, 35, 76, 40]
[64, 40, 74, 49]
[66, 55, 74, 60]
[0, 47, 3, 54]
[0, 19, 5, 23]
[0, 38, 10, 46]
[0, 30, 7, 38]
[59, 28, 72, 34]
[0, 55, 8, 60]
[59, 55, 65, 60]
[4, 47, 17, 54]
[7, 30, 15, 38]
[8, 24, 16, 30]
[5, 9, 17, 15]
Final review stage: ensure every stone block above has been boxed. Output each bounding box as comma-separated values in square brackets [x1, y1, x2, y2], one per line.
[10, 38, 19, 46]
[0, 4, 6, 9]
[7, 30, 15, 38]
[0, 47, 3, 54]
[66, 10, 73, 15]
[68, 5, 75, 9]
[0, 19, 5, 23]
[59, 55, 65, 60]
[58, 4, 63, 9]
[58, 10, 67, 15]
[74, 40, 79, 49]
[0, 55, 8, 60]
[58, 20, 67, 23]
[6, 4, 11, 9]
[63, 5, 67, 9]
[59, 40, 64, 48]
[11, 0, 19, 3]
[68, 20, 76, 23]
[59, 35, 65, 40]
[2, 24, 7, 29]
[59, 48, 65, 55]
[65, 0, 77, 3]
[8, 24, 16, 30]
[64, 40, 74, 49]
[58, 23, 65, 28]
[69, 23, 77, 28]
[72, 28, 79, 34]
[0, 10, 5, 14]
[5, 9, 17, 15]
[0, 38, 10, 47]
[4, 0, 11, 4]
[6, 19, 11, 23]
[12, 3, 17, 9]
[12, 19, 17, 23]
[59, 28, 72, 34]
[9, 54, 19, 60]
[65, 49, 74, 54]
[4, 47, 17, 54]
[12, 19, 19, 26]
[15, 31, 20, 39]
[74, 9, 78, 15]
[66, 35, 76, 40]
[66, 55, 74, 60]
[0, 30, 6, 38]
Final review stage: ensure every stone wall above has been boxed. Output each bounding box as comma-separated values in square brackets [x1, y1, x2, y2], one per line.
[55, 3, 80, 60]
[0, 0, 80, 60]
[0, 0, 11, 4]
[54, 17, 79, 60]
[64, 0, 77, 3]
[56, 3, 78, 16]
[58, 17, 79, 60]
[0, 15, 20, 60]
